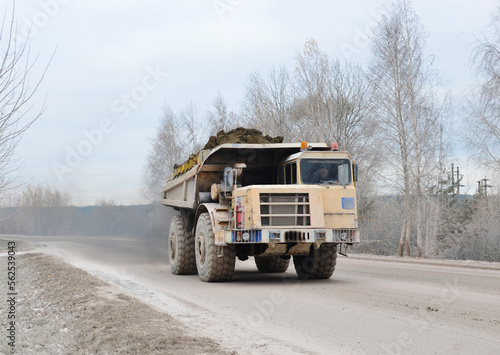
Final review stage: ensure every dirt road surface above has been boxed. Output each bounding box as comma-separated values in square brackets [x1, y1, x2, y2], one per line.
[2, 235, 500, 354]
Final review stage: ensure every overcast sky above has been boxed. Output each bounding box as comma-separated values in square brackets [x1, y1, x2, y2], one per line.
[6, 0, 497, 205]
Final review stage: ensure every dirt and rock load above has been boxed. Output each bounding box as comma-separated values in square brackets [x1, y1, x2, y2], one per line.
[173, 128, 284, 171]
[202, 127, 284, 150]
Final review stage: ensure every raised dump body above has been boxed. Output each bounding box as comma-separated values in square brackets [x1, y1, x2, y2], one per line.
[161, 142, 359, 281]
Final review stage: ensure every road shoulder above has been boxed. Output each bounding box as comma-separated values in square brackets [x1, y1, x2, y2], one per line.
[0, 251, 231, 354]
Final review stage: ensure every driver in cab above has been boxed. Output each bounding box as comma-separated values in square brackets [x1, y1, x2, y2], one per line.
[312, 165, 330, 183]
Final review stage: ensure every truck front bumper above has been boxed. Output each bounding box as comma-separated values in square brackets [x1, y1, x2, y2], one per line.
[216, 228, 359, 245]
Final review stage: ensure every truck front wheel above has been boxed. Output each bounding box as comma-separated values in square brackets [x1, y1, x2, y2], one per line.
[169, 216, 196, 275]
[255, 256, 290, 273]
[293, 244, 337, 280]
[195, 213, 236, 282]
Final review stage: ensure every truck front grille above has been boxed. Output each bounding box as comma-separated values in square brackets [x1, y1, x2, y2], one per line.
[260, 193, 310, 226]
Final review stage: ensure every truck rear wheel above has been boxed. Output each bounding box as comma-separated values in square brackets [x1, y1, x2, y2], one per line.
[293, 244, 337, 280]
[195, 213, 235, 282]
[254, 256, 290, 273]
[169, 216, 196, 275]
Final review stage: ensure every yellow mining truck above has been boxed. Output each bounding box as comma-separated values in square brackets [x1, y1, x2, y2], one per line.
[161, 142, 359, 282]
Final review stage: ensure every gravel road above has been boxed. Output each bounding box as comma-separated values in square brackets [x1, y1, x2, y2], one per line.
[2, 235, 500, 354]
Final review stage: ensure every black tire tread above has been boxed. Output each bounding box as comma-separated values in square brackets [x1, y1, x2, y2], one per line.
[196, 213, 235, 282]
[293, 244, 337, 280]
[255, 256, 290, 273]
[170, 216, 196, 275]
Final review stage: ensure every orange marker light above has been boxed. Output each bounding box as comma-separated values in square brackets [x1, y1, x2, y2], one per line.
[331, 142, 339, 151]
[300, 141, 308, 150]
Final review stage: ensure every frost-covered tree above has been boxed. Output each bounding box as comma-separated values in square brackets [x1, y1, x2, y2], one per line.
[0, 4, 47, 198]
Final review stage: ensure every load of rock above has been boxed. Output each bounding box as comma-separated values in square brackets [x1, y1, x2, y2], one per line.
[202, 127, 283, 150]
[172, 128, 284, 174]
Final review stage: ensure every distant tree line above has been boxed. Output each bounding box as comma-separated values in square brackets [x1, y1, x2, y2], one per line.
[355, 193, 500, 262]
[0, 185, 173, 238]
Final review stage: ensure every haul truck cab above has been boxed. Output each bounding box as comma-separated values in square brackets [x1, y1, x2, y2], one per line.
[161, 142, 359, 282]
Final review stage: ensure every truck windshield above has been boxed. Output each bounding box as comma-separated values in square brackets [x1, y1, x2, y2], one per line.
[300, 159, 351, 185]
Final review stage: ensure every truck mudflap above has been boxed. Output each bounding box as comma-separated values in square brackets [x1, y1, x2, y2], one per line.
[215, 228, 359, 245]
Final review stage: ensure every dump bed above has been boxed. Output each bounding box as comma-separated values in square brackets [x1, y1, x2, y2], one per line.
[161, 143, 331, 209]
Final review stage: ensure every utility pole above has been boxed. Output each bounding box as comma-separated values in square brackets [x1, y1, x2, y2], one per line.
[451, 163, 455, 196]
[483, 177, 492, 198]
[456, 166, 464, 197]
[477, 177, 492, 198]
[449, 164, 464, 197]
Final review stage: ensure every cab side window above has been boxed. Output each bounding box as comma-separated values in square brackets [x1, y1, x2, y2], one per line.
[278, 165, 285, 184]
[285, 162, 297, 184]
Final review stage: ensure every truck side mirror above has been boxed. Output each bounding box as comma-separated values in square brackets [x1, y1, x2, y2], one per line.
[353, 162, 358, 183]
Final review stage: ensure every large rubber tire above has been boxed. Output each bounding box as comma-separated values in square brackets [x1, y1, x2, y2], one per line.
[169, 216, 196, 275]
[254, 256, 290, 273]
[293, 244, 337, 280]
[194, 213, 236, 282]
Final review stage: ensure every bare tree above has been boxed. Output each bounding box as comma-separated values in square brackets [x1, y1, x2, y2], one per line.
[369, 0, 444, 257]
[243, 65, 297, 141]
[294, 39, 376, 158]
[206, 91, 237, 135]
[294, 38, 331, 142]
[0, 4, 47, 198]
[465, 4, 500, 174]
[142, 101, 211, 202]
[180, 101, 206, 153]
[142, 104, 187, 202]
[459, 2, 500, 262]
